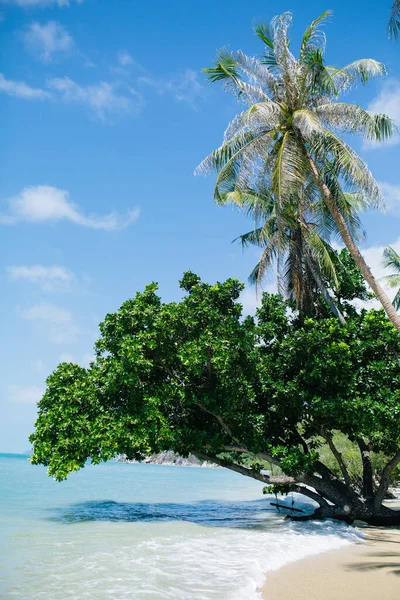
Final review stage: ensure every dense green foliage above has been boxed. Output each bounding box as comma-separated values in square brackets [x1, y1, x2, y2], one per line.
[318, 432, 400, 484]
[30, 271, 400, 511]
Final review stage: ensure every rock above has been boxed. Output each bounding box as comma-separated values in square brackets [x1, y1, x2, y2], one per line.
[118, 451, 218, 468]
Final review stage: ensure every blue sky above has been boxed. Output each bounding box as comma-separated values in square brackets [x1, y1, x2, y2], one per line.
[1, 0, 399, 453]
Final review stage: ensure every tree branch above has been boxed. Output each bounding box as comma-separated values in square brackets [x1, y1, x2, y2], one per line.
[195, 452, 271, 484]
[320, 427, 353, 491]
[292, 428, 310, 455]
[357, 438, 374, 499]
[222, 445, 281, 467]
[374, 451, 400, 510]
[302, 472, 354, 507]
[196, 402, 282, 467]
[291, 485, 330, 508]
[196, 402, 242, 446]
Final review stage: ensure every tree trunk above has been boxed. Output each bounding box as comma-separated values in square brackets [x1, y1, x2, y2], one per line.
[303, 151, 400, 335]
[357, 439, 374, 500]
[288, 503, 400, 526]
[195, 451, 400, 526]
[374, 451, 400, 510]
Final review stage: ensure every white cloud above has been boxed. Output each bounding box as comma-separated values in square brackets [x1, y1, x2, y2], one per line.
[7, 264, 74, 291]
[0, 0, 82, 7]
[239, 281, 277, 316]
[378, 181, 400, 215]
[22, 21, 75, 62]
[81, 352, 94, 367]
[366, 79, 400, 148]
[0, 72, 50, 100]
[0, 185, 140, 230]
[47, 76, 143, 120]
[0, 72, 142, 120]
[111, 52, 145, 77]
[239, 288, 260, 316]
[7, 384, 44, 405]
[19, 301, 80, 344]
[118, 51, 134, 66]
[138, 68, 204, 108]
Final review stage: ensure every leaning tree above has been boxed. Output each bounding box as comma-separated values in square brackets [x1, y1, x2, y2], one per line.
[195, 11, 400, 333]
[30, 270, 400, 525]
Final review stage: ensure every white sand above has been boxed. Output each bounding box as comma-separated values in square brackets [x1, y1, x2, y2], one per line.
[261, 526, 400, 600]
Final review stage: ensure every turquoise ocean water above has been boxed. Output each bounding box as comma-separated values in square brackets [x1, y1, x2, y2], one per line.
[0, 453, 362, 600]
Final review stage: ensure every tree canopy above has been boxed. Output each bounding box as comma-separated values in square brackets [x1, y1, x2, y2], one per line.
[30, 265, 400, 525]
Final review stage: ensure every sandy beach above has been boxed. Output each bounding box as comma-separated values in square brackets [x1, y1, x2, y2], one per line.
[261, 526, 400, 600]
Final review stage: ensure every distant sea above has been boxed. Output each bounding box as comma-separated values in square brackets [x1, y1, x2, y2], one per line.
[0, 453, 362, 600]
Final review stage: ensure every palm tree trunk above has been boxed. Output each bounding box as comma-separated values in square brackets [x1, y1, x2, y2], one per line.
[304, 252, 346, 324]
[304, 151, 400, 334]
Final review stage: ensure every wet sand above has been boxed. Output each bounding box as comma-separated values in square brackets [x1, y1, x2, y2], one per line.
[261, 527, 400, 600]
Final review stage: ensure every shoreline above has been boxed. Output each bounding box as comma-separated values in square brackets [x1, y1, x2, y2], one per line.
[260, 525, 400, 600]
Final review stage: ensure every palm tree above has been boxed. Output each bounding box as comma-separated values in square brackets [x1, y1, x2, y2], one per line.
[382, 246, 400, 309]
[195, 11, 400, 333]
[389, 0, 400, 39]
[222, 183, 347, 322]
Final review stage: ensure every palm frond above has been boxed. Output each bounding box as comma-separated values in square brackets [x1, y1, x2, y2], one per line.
[219, 188, 274, 216]
[302, 225, 338, 285]
[382, 246, 400, 310]
[271, 132, 307, 203]
[236, 227, 266, 248]
[293, 108, 324, 137]
[254, 20, 274, 49]
[393, 287, 400, 310]
[203, 50, 241, 84]
[235, 221, 278, 249]
[271, 11, 298, 94]
[300, 10, 332, 58]
[312, 129, 383, 207]
[246, 101, 282, 128]
[334, 59, 387, 92]
[381, 274, 400, 288]
[254, 20, 278, 67]
[316, 103, 396, 141]
[195, 129, 269, 176]
[248, 232, 281, 286]
[261, 50, 278, 68]
[388, 0, 400, 39]
[212, 132, 273, 203]
[232, 50, 277, 91]
[383, 246, 400, 272]
[227, 80, 273, 105]
[302, 51, 339, 98]
[223, 101, 281, 141]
